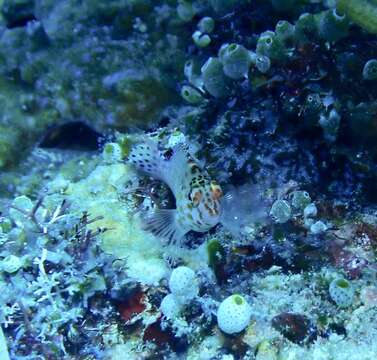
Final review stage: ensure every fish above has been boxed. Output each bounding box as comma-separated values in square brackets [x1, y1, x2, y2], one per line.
[129, 138, 223, 246]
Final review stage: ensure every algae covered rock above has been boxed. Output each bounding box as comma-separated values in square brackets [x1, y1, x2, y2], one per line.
[271, 312, 315, 344]
[1, 0, 35, 29]
[65, 162, 169, 286]
[337, 0, 377, 34]
[0, 125, 19, 169]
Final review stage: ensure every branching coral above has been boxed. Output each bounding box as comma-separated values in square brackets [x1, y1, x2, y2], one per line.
[0, 197, 125, 358]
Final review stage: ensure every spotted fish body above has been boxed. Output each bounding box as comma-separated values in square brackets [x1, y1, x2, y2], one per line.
[129, 139, 223, 245]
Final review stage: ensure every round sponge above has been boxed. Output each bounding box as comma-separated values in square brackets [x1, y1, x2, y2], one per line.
[169, 266, 199, 303]
[217, 294, 252, 334]
[160, 294, 182, 320]
[329, 278, 355, 308]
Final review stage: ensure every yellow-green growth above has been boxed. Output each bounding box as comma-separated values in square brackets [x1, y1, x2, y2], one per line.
[117, 135, 132, 159]
[207, 239, 226, 282]
[337, 0, 377, 34]
[207, 239, 225, 269]
[336, 278, 350, 288]
[233, 294, 244, 305]
[104, 143, 114, 155]
[0, 218, 12, 233]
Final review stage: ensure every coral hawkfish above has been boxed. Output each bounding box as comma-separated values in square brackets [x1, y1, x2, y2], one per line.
[129, 139, 223, 245]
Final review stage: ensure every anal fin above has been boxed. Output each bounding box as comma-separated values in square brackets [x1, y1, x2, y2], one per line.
[141, 209, 187, 246]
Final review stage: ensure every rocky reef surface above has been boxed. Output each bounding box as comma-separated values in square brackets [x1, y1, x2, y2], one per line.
[1, 0, 377, 359]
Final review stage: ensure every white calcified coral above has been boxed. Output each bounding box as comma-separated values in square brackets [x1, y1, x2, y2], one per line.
[0, 255, 23, 274]
[0, 326, 10, 360]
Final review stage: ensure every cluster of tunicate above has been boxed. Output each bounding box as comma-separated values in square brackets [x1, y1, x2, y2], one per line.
[174, 0, 377, 199]
[269, 189, 328, 234]
[254, 9, 349, 67]
[217, 294, 252, 334]
[256, 30, 289, 64]
[192, 17, 214, 48]
[290, 191, 311, 211]
[270, 200, 292, 224]
[160, 266, 199, 320]
[363, 59, 377, 81]
[303, 202, 328, 234]
[201, 57, 229, 98]
[270, 190, 311, 225]
[198, 39, 263, 96]
[219, 43, 251, 80]
[329, 278, 355, 308]
[317, 9, 349, 42]
[181, 36, 277, 101]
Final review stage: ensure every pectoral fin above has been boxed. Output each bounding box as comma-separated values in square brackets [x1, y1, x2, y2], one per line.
[141, 209, 187, 246]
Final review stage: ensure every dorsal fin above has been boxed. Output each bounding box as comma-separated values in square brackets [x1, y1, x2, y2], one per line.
[129, 139, 191, 196]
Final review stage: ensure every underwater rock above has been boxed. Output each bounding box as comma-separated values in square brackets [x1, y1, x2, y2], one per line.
[39, 121, 102, 151]
[271, 312, 316, 344]
[1, 0, 36, 29]
[143, 317, 189, 352]
[118, 288, 146, 324]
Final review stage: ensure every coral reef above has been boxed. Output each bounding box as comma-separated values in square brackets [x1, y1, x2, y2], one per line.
[1, 0, 377, 359]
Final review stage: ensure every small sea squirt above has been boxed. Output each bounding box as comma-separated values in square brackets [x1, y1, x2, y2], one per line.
[129, 139, 223, 246]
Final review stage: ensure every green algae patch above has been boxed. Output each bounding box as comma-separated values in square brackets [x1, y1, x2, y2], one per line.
[65, 163, 169, 286]
[337, 0, 377, 34]
[0, 126, 19, 169]
[0, 78, 63, 170]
